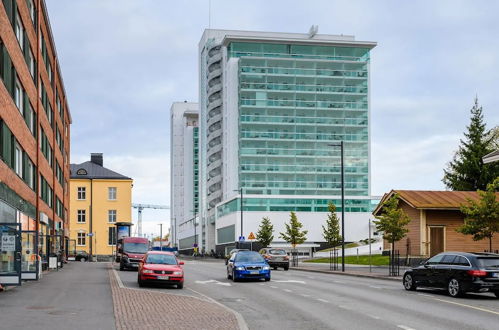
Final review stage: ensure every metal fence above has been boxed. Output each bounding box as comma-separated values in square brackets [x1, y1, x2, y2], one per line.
[389, 250, 400, 276]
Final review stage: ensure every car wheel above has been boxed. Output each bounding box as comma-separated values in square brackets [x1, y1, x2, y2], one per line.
[177, 282, 184, 289]
[138, 276, 144, 287]
[227, 269, 232, 280]
[448, 278, 464, 297]
[119, 263, 124, 271]
[265, 277, 271, 282]
[232, 271, 238, 282]
[273, 266, 278, 270]
[284, 266, 289, 271]
[493, 291, 499, 298]
[80, 257, 86, 262]
[403, 273, 417, 291]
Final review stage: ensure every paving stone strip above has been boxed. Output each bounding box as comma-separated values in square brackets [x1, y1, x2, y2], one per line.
[108, 267, 240, 330]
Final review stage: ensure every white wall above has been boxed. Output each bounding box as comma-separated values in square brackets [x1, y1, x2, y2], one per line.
[216, 210, 376, 244]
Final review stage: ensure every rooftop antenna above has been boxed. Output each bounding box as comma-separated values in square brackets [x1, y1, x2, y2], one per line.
[208, 0, 211, 28]
[308, 25, 318, 39]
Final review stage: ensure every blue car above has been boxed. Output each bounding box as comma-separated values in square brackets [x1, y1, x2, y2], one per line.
[227, 251, 271, 282]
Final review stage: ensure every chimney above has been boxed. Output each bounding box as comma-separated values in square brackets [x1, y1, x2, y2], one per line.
[90, 153, 103, 166]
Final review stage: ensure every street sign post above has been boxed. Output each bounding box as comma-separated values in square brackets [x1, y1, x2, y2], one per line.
[247, 232, 255, 251]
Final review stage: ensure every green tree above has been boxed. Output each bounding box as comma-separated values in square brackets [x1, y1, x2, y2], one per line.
[373, 194, 411, 258]
[280, 211, 308, 248]
[457, 178, 499, 252]
[256, 217, 274, 248]
[322, 202, 342, 248]
[443, 97, 499, 190]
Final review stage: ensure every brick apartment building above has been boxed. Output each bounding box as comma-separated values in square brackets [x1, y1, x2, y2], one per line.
[0, 0, 71, 285]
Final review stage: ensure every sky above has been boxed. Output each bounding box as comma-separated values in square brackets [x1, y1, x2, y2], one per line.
[45, 0, 499, 238]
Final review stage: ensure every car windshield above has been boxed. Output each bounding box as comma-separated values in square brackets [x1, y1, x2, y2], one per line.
[235, 252, 265, 263]
[269, 249, 286, 255]
[124, 242, 148, 254]
[477, 258, 499, 268]
[146, 254, 177, 265]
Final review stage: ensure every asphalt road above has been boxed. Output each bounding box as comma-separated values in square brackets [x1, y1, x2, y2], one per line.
[117, 259, 499, 330]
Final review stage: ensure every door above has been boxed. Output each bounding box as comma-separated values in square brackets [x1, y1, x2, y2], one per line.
[21, 230, 38, 280]
[0, 223, 21, 286]
[429, 227, 445, 257]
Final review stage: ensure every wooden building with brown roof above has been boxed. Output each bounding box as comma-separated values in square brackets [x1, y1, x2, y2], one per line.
[373, 190, 499, 257]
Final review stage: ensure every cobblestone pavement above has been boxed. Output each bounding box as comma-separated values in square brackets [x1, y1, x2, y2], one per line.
[108, 267, 241, 330]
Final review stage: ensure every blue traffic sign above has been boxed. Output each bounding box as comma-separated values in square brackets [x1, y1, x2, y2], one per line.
[238, 236, 245, 242]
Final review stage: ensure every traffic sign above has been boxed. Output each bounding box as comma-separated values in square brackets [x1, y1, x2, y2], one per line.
[193, 243, 198, 248]
[238, 236, 245, 242]
[87, 233, 94, 237]
[248, 232, 256, 240]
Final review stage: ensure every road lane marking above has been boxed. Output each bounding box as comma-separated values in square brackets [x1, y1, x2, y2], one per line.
[273, 280, 306, 284]
[416, 293, 433, 297]
[195, 280, 232, 286]
[333, 280, 345, 284]
[397, 325, 415, 330]
[186, 287, 249, 330]
[367, 314, 380, 320]
[430, 297, 499, 316]
[270, 286, 278, 289]
[316, 298, 329, 303]
[283, 289, 293, 293]
[300, 294, 311, 297]
[338, 305, 350, 310]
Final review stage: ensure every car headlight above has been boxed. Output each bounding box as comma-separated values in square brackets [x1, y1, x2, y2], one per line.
[142, 269, 153, 274]
[173, 271, 183, 275]
[263, 266, 270, 270]
[235, 266, 245, 271]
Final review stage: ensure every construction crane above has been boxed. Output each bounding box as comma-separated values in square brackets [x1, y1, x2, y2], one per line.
[132, 203, 170, 237]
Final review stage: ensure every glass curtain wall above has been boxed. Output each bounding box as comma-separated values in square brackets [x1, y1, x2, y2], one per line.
[228, 42, 370, 197]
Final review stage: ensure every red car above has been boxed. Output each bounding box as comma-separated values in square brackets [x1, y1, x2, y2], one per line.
[137, 251, 184, 289]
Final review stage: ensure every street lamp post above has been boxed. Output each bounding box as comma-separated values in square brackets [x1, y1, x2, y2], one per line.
[191, 209, 197, 254]
[158, 223, 163, 251]
[233, 188, 243, 247]
[329, 141, 345, 272]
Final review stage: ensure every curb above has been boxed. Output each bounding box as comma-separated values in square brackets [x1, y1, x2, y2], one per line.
[289, 267, 402, 282]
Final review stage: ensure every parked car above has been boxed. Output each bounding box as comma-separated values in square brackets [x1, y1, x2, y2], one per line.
[75, 250, 88, 262]
[225, 249, 249, 265]
[402, 252, 499, 298]
[227, 251, 271, 282]
[137, 251, 184, 289]
[259, 248, 289, 270]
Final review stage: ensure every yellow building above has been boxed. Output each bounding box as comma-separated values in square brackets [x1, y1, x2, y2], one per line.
[69, 153, 132, 259]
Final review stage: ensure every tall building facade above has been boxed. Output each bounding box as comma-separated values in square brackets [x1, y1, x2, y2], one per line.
[170, 102, 200, 252]
[198, 29, 377, 254]
[1, 0, 71, 285]
[70, 153, 133, 259]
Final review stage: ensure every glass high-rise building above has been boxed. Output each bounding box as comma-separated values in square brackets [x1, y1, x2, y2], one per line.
[198, 29, 378, 254]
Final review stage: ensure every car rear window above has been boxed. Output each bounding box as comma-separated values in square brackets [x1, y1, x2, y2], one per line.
[269, 249, 287, 255]
[477, 258, 499, 269]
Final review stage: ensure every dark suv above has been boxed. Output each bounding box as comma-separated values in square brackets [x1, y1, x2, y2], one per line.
[403, 252, 499, 298]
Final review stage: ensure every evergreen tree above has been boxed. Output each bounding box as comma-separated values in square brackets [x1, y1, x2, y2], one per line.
[443, 97, 499, 190]
[256, 217, 274, 248]
[457, 178, 499, 252]
[322, 202, 342, 248]
[280, 211, 308, 248]
[373, 194, 411, 258]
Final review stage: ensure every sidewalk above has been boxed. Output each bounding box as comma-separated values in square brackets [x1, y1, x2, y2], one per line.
[290, 261, 407, 281]
[108, 265, 243, 330]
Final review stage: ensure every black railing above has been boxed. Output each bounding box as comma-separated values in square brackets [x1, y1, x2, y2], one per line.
[389, 250, 400, 276]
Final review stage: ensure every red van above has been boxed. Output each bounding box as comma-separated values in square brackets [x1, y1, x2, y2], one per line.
[116, 237, 149, 270]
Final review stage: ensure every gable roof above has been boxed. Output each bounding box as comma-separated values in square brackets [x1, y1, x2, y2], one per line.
[70, 161, 132, 180]
[372, 190, 499, 215]
[483, 150, 499, 164]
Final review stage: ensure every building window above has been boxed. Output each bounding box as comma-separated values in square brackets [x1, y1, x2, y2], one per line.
[108, 187, 117, 200]
[27, 48, 35, 78]
[27, 0, 36, 24]
[77, 232, 86, 246]
[77, 187, 86, 200]
[77, 210, 86, 223]
[14, 143, 22, 176]
[108, 227, 116, 245]
[15, 12, 23, 51]
[15, 78, 23, 111]
[108, 210, 117, 223]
